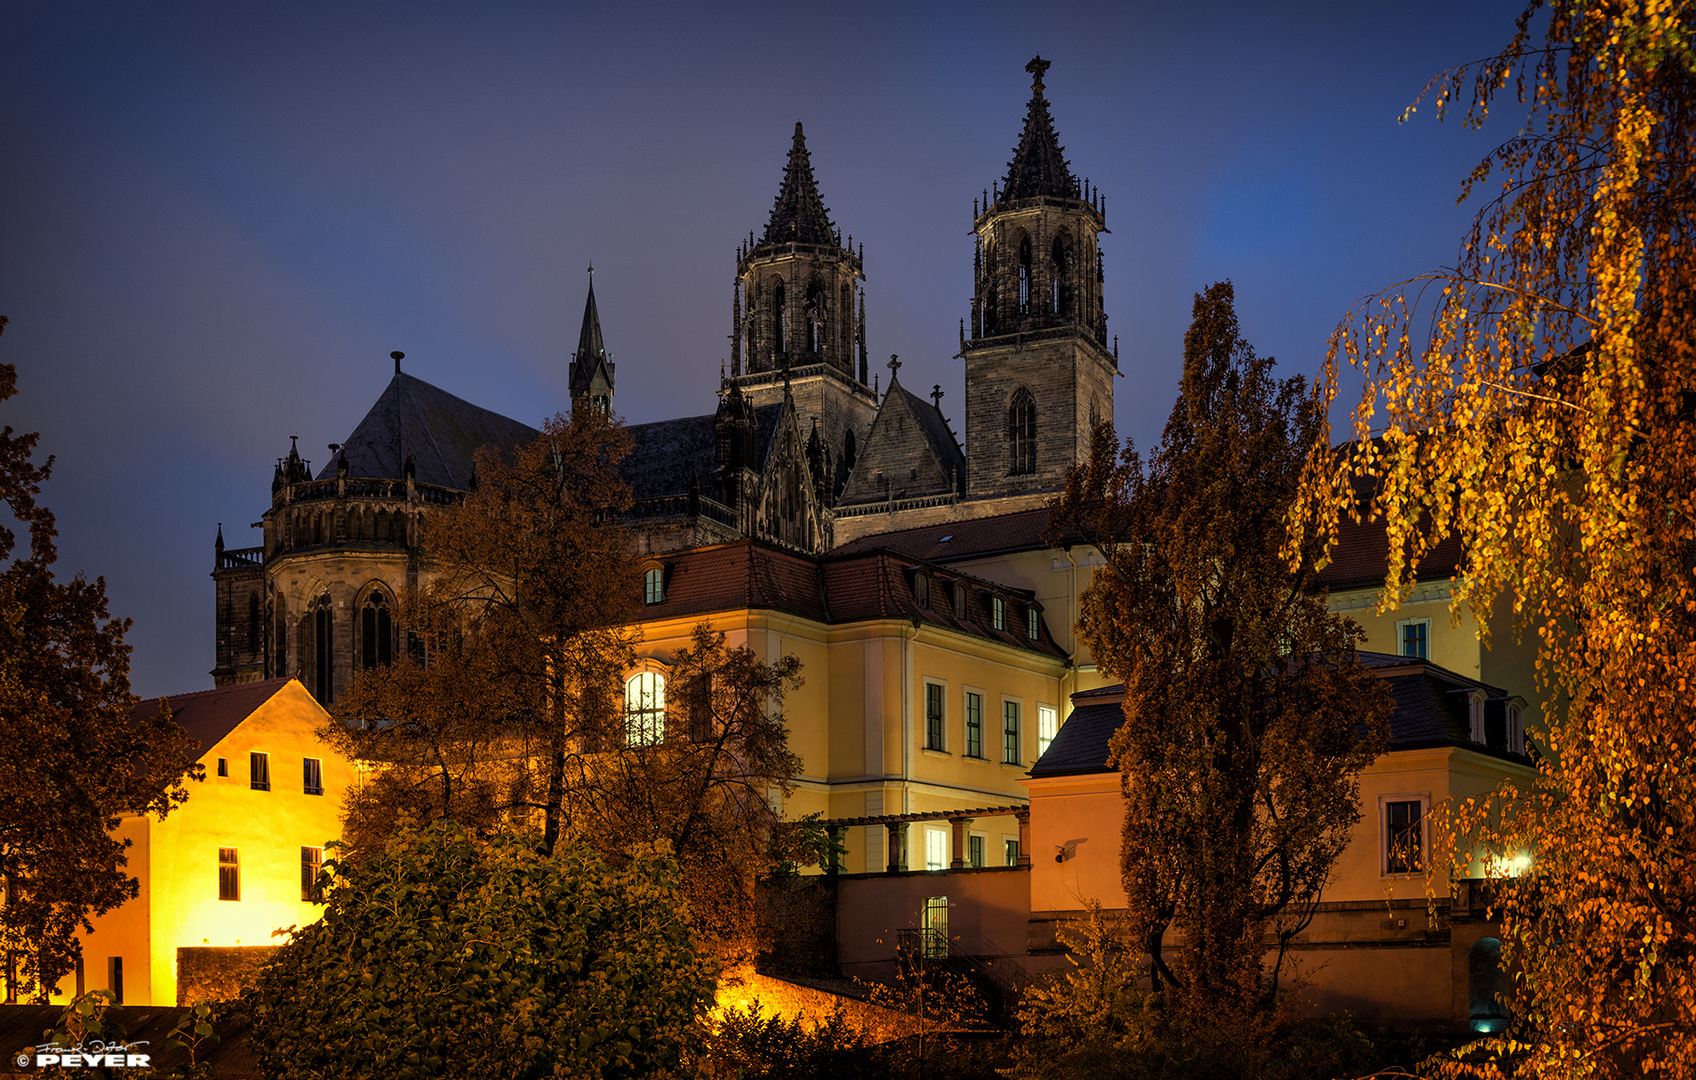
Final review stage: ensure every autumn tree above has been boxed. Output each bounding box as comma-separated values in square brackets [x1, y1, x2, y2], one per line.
[0, 317, 199, 1000]
[1051, 284, 1390, 1021]
[326, 411, 809, 957]
[1290, 3, 1696, 1075]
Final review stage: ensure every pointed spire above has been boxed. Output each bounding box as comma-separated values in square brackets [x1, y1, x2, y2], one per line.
[574, 271, 606, 366]
[569, 268, 614, 408]
[759, 122, 837, 247]
[1001, 56, 1076, 202]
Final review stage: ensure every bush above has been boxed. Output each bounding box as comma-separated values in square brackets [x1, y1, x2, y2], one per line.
[698, 999, 872, 1080]
[248, 822, 715, 1080]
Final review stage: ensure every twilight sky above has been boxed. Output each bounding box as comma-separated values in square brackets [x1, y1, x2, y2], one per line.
[2, 0, 1527, 697]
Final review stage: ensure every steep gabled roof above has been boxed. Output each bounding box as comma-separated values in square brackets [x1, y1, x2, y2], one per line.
[321, 372, 541, 491]
[1000, 57, 1076, 203]
[837, 375, 966, 506]
[621, 402, 785, 501]
[129, 678, 295, 760]
[759, 122, 838, 248]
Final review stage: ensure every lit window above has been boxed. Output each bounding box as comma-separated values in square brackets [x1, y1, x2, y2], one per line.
[1038, 704, 1058, 756]
[625, 671, 666, 746]
[921, 896, 949, 958]
[219, 848, 240, 901]
[644, 568, 664, 605]
[991, 595, 1005, 631]
[1385, 799, 1425, 875]
[303, 757, 323, 796]
[1004, 838, 1020, 867]
[301, 846, 324, 902]
[925, 828, 947, 872]
[1003, 701, 1021, 765]
[1399, 618, 1429, 659]
[250, 752, 270, 791]
[1027, 607, 1039, 640]
[965, 692, 984, 758]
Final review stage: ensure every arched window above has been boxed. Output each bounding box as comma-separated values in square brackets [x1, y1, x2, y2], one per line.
[773, 280, 787, 355]
[1016, 236, 1032, 315]
[360, 590, 393, 670]
[1008, 387, 1037, 475]
[310, 594, 334, 704]
[843, 429, 857, 473]
[805, 279, 824, 354]
[625, 671, 665, 746]
[247, 593, 262, 656]
[746, 286, 759, 360]
[1050, 236, 1069, 315]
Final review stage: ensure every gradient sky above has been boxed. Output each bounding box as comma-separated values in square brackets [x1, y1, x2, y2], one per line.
[2, 0, 1529, 697]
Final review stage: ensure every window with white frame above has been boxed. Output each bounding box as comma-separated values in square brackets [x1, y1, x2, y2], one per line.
[1467, 689, 1487, 743]
[1397, 617, 1430, 659]
[1026, 607, 1039, 640]
[925, 827, 948, 872]
[625, 671, 666, 746]
[965, 691, 985, 758]
[924, 681, 946, 751]
[1507, 701, 1525, 754]
[967, 833, 986, 868]
[991, 595, 1005, 631]
[1381, 795, 1429, 875]
[643, 567, 665, 605]
[1037, 704, 1059, 757]
[1002, 700, 1021, 764]
[1003, 836, 1020, 866]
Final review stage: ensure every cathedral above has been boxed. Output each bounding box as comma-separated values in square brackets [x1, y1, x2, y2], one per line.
[212, 56, 1116, 707]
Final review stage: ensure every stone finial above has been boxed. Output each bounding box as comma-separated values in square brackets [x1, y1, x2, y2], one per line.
[391, 350, 404, 375]
[931, 384, 944, 409]
[887, 354, 901, 377]
[1027, 55, 1050, 94]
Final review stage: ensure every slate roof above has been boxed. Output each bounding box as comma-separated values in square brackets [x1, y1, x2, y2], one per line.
[320, 372, 541, 491]
[1317, 514, 1465, 592]
[622, 402, 785, 501]
[130, 678, 294, 760]
[1000, 57, 1076, 203]
[636, 540, 1067, 659]
[758, 122, 838, 248]
[1027, 654, 1527, 779]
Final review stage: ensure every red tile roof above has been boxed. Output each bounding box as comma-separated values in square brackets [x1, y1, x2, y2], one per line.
[1316, 515, 1464, 592]
[129, 678, 295, 759]
[637, 540, 1066, 659]
[828, 506, 1072, 561]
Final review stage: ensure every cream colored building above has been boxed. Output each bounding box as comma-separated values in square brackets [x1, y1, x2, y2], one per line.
[55, 679, 350, 1006]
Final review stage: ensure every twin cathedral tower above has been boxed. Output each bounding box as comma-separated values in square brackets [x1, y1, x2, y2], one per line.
[213, 57, 1120, 699]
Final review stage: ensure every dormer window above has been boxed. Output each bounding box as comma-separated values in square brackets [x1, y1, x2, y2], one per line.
[991, 595, 1005, 631]
[1468, 690, 1487, 743]
[1507, 701, 1525, 754]
[644, 567, 665, 605]
[915, 572, 930, 609]
[953, 583, 968, 620]
[1027, 607, 1039, 640]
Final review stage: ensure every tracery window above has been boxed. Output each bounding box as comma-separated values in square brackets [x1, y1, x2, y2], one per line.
[311, 594, 334, 704]
[773, 280, 787, 355]
[1008, 387, 1037, 475]
[360, 589, 393, 670]
[625, 671, 666, 747]
[1017, 236, 1032, 315]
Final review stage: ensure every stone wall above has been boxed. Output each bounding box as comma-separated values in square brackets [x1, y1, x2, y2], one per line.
[176, 946, 277, 1005]
[757, 875, 839, 979]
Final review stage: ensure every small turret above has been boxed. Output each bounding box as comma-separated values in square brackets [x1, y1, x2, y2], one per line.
[569, 268, 615, 414]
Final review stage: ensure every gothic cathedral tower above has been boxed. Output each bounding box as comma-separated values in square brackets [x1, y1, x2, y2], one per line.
[732, 122, 876, 501]
[964, 58, 1115, 501]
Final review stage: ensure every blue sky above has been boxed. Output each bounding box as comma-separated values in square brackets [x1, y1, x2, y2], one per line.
[1, 0, 1527, 696]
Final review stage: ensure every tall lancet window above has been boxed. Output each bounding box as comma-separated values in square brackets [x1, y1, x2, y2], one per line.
[805, 279, 824, 354]
[311, 594, 334, 704]
[361, 589, 393, 670]
[773, 280, 787, 356]
[1008, 387, 1037, 475]
[1017, 236, 1032, 316]
[1051, 236, 1069, 315]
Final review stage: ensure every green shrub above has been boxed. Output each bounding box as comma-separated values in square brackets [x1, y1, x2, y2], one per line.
[699, 999, 871, 1080]
[248, 822, 715, 1080]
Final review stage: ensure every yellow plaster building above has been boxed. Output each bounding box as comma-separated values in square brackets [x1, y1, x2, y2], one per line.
[57, 679, 351, 1007]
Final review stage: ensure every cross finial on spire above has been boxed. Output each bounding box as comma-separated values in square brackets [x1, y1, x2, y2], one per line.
[1027, 56, 1050, 94]
[931, 384, 944, 409]
[887, 353, 901, 376]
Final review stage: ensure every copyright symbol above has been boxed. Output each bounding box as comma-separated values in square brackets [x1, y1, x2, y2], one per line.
[15, 1054, 30, 1067]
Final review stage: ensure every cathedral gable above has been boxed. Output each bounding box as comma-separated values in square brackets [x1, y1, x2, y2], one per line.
[838, 375, 965, 507]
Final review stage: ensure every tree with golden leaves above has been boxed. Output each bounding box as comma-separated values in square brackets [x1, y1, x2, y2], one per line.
[1290, 3, 1696, 1074]
[1052, 283, 1390, 1029]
